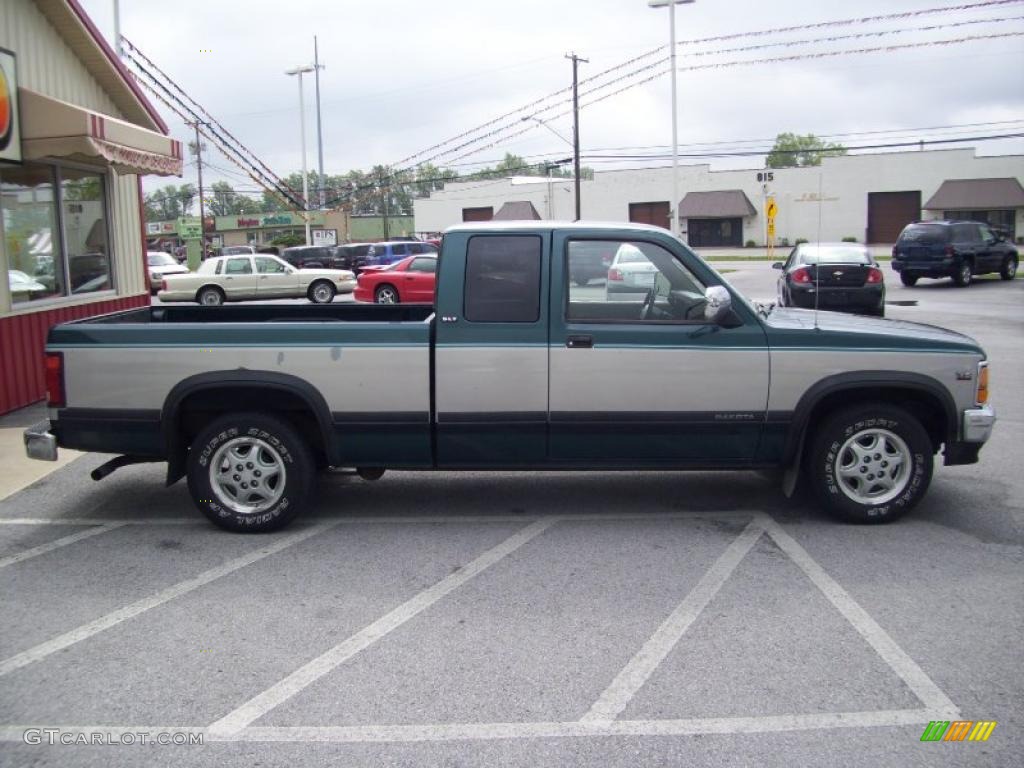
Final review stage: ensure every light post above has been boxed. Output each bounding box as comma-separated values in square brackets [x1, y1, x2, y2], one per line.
[648, 0, 694, 238]
[522, 116, 574, 219]
[286, 64, 315, 245]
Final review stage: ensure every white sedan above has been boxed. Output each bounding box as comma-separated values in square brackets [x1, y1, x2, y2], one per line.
[157, 254, 355, 305]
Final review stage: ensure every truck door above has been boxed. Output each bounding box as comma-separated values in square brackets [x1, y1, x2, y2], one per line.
[548, 231, 769, 464]
[434, 230, 549, 466]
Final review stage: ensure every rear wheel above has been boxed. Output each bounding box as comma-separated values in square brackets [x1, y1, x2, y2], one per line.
[1000, 256, 1018, 280]
[952, 261, 972, 287]
[375, 284, 399, 304]
[899, 273, 918, 287]
[197, 286, 224, 306]
[186, 412, 315, 532]
[806, 403, 932, 524]
[309, 280, 336, 304]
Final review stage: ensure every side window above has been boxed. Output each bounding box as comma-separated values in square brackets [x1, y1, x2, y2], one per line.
[226, 257, 252, 275]
[977, 223, 994, 242]
[255, 257, 287, 274]
[214, 260, 223, 275]
[465, 235, 541, 323]
[409, 257, 437, 273]
[409, 243, 425, 254]
[392, 244, 408, 257]
[952, 224, 973, 243]
[567, 239, 707, 323]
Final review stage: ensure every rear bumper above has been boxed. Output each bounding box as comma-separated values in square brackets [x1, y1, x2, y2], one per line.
[892, 258, 955, 277]
[788, 285, 884, 311]
[23, 420, 58, 462]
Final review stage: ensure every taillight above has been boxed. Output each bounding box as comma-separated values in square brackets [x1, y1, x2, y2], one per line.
[976, 362, 989, 405]
[45, 352, 65, 408]
[791, 267, 811, 284]
[608, 268, 623, 281]
[161, 277, 168, 292]
[866, 267, 884, 284]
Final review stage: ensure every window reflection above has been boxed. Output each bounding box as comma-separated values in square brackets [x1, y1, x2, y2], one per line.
[2, 164, 65, 303]
[61, 167, 111, 295]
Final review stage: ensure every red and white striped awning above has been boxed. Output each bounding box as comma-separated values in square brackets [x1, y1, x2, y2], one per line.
[17, 88, 182, 176]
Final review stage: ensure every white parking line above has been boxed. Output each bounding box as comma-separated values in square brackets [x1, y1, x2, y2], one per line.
[582, 518, 765, 722]
[0, 521, 341, 678]
[0, 709, 952, 744]
[0, 523, 126, 569]
[759, 517, 959, 715]
[208, 517, 560, 736]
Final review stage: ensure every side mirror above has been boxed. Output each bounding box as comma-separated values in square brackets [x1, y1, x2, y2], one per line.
[771, 262, 783, 270]
[704, 285, 733, 324]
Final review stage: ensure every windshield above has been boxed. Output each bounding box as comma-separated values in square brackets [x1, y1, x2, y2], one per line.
[147, 252, 177, 267]
[799, 245, 872, 265]
[899, 224, 948, 245]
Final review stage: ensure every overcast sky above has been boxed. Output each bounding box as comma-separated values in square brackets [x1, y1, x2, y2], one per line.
[79, 0, 1024, 197]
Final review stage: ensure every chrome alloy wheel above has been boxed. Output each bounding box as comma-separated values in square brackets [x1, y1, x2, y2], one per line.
[209, 437, 286, 515]
[375, 286, 397, 304]
[835, 428, 911, 505]
[312, 282, 334, 303]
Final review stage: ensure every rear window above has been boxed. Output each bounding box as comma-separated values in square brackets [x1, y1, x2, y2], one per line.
[898, 224, 949, 245]
[799, 245, 872, 265]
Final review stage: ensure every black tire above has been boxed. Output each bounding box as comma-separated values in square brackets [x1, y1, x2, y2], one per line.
[1000, 256, 1018, 281]
[375, 284, 399, 304]
[806, 403, 933, 524]
[308, 280, 336, 304]
[572, 276, 589, 287]
[899, 273, 918, 287]
[952, 261, 972, 287]
[197, 286, 225, 306]
[186, 412, 315, 532]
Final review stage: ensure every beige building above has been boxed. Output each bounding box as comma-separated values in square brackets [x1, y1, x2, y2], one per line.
[1, 0, 181, 414]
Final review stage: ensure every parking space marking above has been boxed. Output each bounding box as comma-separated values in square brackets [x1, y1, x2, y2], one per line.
[0, 523, 126, 570]
[583, 517, 765, 722]
[759, 517, 959, 716]
[208, 517, 561, 736]
[0, 521, 341, 678]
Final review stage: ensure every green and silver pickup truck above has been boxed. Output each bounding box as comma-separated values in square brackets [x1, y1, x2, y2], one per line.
[24, 222, 996, 532]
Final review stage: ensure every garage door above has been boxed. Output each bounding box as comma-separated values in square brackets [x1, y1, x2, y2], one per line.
[628, 202, 670, 229]
[462, 207, 493, 222]
[867, 191, 921, 243]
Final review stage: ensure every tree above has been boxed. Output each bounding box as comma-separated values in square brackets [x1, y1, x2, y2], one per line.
[765, 132, 847, 168]
[207, 181, 259, 217]
[143, 183, 197, 221]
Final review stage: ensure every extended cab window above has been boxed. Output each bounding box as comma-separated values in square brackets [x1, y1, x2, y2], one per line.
[567, 239, 708, 323]
[465, 235, 541, 322]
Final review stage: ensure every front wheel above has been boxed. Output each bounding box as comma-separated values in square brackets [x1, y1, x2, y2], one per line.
[806, 403, 933, 524]
[309, 280, 336, 304]
[952, 261, 972, 287]
[899, 273, 918, 287]
[186, 412, 315, 532]
[1000, 256, 1018, 280]
[375, 284, 399, 304]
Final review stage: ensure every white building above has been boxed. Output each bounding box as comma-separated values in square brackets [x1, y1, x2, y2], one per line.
[414, 148, 1024, 247]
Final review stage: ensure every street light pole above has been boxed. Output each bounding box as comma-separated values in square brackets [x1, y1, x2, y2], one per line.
[286, 65, 315, 246]
[313, 37, 326, 210]
[649, 0, 695, 237]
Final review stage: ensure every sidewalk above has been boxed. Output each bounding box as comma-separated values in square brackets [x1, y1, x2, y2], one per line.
[0, 402, 82, 501]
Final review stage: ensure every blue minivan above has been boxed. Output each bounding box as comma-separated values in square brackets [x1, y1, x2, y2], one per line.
[365, 241, 439, 267]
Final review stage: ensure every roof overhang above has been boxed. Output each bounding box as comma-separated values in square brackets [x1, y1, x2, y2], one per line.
[678, 190, 757, 218]
[19, 88, 182, 176]
[923, 178, 1024, 210]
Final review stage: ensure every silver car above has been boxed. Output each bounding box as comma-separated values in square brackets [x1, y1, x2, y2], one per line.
[158, 254, 355, 305]
[605, 243, 659, 300]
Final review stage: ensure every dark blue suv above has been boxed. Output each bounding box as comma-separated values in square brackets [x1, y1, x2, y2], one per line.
[892, 220, 1018, 287]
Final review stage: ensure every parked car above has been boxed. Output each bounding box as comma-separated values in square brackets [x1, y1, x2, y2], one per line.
[8, 270, 48, 301]
[364, 241, 438, 268]
[336, 243, 375, 273]
[147, 251, 189, 294]
[354, 254, 437, 304]
[280, 245, 352, 271]
[605, 243, 659, 300]
[892, 220, 1019, 287]
[27, 222, 995, 534]
[570, 240, 616, 286]
[774, 242, 885, 317]
[158, 254, 355, 305]
[221, 245, 257, 256]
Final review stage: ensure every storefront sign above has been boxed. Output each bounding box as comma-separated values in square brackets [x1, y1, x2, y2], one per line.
[0, 47, 22, 164]
[232, 214, 308, 229]
[146, 221, 177, 235]
[177, 217, 202, 240]
[312, 229, 337, 246]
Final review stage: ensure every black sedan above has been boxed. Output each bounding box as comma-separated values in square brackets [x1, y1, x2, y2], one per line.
[774, 243, 886, 317]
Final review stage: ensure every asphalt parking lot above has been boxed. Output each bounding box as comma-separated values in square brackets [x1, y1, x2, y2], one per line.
[1, 262, 1021, 767]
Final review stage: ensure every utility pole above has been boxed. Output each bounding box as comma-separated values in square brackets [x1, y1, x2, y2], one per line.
[566, 52, 587, 221]
[187, 120, 210, 262]
[380, 170, 390, 240]
[313, 37, 326, 209]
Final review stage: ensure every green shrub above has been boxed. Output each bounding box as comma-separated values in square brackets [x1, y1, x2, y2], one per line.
[780, 238, 790, 247]
[841, 236, 857, 242]
[745, 239, 756, 248]
[795, 238, 809, 245]
[271, 233, 305, 247]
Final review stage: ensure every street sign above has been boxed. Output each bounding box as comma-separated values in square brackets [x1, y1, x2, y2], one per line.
[312, 228, 337, 247]
[766, 198, 778, 221]
[177, 217, 202, 240]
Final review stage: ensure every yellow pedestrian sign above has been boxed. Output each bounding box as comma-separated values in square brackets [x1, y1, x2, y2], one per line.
[766, 198, 778, 221]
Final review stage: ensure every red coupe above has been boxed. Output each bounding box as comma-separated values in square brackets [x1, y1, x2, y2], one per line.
[354, 254, 437, 304]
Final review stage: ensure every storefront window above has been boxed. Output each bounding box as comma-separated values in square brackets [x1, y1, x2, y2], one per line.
[2, 162, 111, 304]
[2, 164, 65, 303]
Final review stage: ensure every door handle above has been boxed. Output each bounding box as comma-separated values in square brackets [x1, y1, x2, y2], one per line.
[566, 335, 593, 348]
